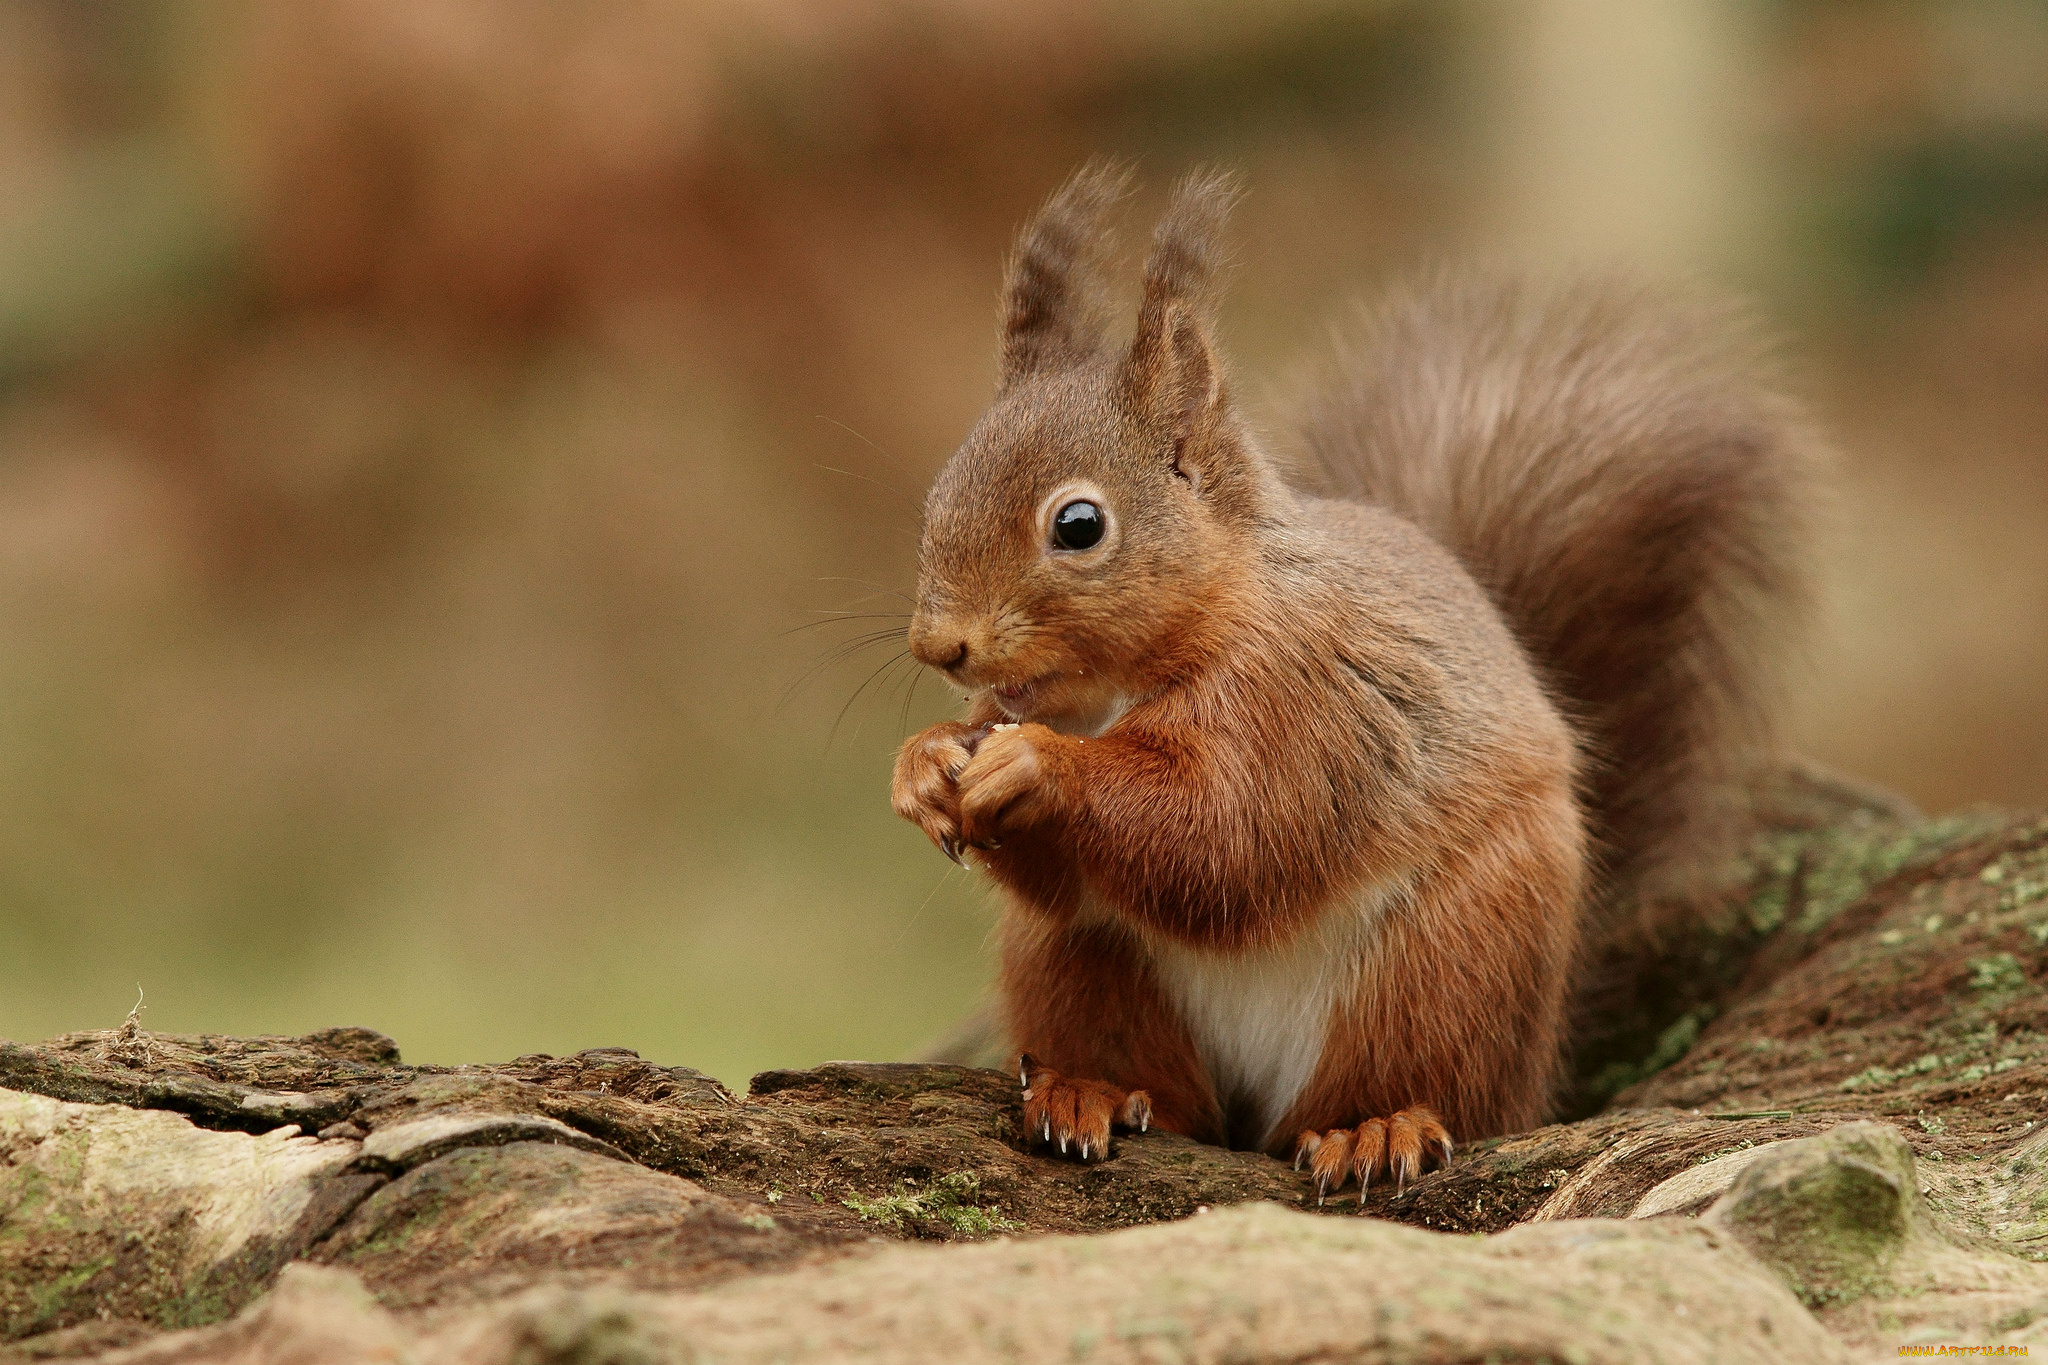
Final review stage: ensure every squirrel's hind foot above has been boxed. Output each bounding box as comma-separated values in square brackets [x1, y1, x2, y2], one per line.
[1294, 1105, 1453, 1205]
[1018, 1054, 1151, 1162]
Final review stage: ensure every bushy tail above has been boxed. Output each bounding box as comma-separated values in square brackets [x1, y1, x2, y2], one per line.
[1291, 273, 1820, 907]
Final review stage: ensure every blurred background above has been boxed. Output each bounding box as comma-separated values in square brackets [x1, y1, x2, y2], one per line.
[2, 0, 2045, 1085]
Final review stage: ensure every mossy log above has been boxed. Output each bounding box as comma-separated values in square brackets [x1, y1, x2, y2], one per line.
[4, 763, 2047, 1362]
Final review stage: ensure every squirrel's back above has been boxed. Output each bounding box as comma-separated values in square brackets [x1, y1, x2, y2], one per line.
[1290, 273, 1820, 909]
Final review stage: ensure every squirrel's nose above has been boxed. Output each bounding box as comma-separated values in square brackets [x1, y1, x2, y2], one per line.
[908, 620, 970, 673]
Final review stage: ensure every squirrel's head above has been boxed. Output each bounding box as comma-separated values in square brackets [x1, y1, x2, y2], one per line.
[908, 163, 1283, 732]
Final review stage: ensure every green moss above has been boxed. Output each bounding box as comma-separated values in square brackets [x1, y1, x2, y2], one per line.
[22, 1256, 112, 1333]
[1565, 805, 2008, 1118]
[1583, 1007, 1716, 1103]
[1710, 1123, 1920, 1308]
[165, 1279, 249, 1331]
[1695, 1138, 1757, 1166]
[2006, 879, 2048, 910]
[326, 1181, 451, 1264]
[1969, 953, 2027, 994]
[0, 1166, 55, 1241]
[1992, 846, 2048, 913]
[843, 1172, 1021, 1239]
[1790, 814, 1993, 936]
[1836, 1052, 1945, 1093]
[1955, 1057, 2022, 1084]
[1744, 846, 1799, 933]
[499, 1297, 667, 1365]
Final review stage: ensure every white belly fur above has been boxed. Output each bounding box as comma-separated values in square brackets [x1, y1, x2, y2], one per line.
[1137, 878, 1400, 1149]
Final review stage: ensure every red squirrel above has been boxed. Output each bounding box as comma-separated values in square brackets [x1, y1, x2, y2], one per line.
[889, 163, 1814, 1198]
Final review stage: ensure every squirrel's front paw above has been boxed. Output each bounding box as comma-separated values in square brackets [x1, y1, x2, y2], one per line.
[1294, 1105, 1454, 1204]
[1019, 1054, 1151, 1162]
[956, 723, 1065, 849]
[891, 722, 984, 864]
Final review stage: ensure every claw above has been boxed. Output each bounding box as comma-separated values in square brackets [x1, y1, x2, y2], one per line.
[1058, 1134, 1068, 1154]
[1293, 1130, 1322, 1171]
[1080, 1140, 1090, 1160]
[939, 834, 965, 867]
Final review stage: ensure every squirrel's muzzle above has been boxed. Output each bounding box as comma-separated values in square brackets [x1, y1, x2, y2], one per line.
[908, 617, 971, 674]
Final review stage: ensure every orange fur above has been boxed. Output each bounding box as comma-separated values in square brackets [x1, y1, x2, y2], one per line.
[889, 164, 1817, 1167]
[1001, 916, 1221, 1144]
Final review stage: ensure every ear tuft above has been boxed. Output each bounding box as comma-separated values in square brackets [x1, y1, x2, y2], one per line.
[1123, 168, 1240, 453]
[999, 159, 1135, 390]
[1136, 167, 1240, 317]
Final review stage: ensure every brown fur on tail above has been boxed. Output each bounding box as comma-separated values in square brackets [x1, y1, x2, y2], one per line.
[1291, 275, 1820, 907]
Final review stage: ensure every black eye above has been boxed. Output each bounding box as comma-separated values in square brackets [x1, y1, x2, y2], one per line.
[1051, 499, 1105, 551]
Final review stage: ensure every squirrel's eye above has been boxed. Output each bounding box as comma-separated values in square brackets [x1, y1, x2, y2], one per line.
[1051, 500, 1106, 551]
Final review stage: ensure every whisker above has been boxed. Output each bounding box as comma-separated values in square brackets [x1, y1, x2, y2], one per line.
[807, 608, 914, 617]
[829, 649, 914, 749]
[776, 631, 917, 714]
[814, 416, 927, 493]
[812, 461, 915, 504]
[895, 653, 929, 738]
[808, 422, 924, 535]
[810, 627, 915, 658]
[809, 463, 923, 537]
[782, 614, 912, 638]
[894, 859, 962, 950]
[786, 644, 905, 702]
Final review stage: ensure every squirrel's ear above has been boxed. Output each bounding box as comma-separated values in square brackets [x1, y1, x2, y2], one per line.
[998, 159, 1133, 392]
[1121, 169, 1239, 476]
